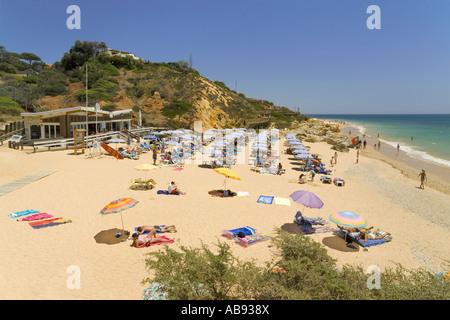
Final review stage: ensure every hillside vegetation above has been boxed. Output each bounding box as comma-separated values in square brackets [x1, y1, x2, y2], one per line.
[0, 41, 309, 129]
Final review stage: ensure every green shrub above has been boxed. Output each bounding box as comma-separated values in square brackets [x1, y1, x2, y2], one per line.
[75, 78, 120, 103]
[161, 100, 192, 118]
[0, 96, 22, 115]
[141, 229, 450, 300]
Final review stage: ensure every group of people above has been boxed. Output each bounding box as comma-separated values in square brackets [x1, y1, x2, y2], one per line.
[338, 225, 391, 243]
[131, 225, 177, 248]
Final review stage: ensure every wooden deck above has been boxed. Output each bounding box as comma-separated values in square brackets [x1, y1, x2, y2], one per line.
[0, 170, 57, 197]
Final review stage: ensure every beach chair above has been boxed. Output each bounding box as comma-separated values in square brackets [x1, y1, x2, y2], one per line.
[320, 176, 332, 184]
[120, 151, 140, 160]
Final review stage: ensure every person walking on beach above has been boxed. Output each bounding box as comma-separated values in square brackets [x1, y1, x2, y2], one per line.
[334, 152, 338, 164]
[396, 144, 400, 157]
[152, 144, 158, 165]
[356, 149, 359, 164]
[377, 141, 381, 150]
[363, 140, 367, 149]
[418, 169, 427, 189]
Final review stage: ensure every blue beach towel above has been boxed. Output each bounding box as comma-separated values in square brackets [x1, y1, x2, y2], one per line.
[134, 226, 167, 235]
[257, 196, 274, 204]
[222, 226, 256, 239]
[157, 190, 180, 195]
[8, 209, 40, 218]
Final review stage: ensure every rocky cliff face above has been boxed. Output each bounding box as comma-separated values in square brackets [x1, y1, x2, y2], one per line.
[33, 65, 308, 130]
[291, 119, 354, 152]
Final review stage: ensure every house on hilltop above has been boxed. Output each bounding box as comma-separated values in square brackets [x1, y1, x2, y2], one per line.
[105, 48, 142, 61]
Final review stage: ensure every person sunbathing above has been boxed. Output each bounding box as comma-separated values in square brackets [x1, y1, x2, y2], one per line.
[131, 233, 174, 248]
[136, 225, 177, 234]
[358, 229, 390, 242]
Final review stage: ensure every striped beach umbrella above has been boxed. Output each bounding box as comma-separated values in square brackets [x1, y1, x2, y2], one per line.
[100, 198, 139, 233]
[329, 211, 367, 229]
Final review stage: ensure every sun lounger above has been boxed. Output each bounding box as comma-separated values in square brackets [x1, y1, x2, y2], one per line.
[235, 233, 270, 247]
[333, 229, 390, 248]
[120, 151, 140, 160]
[333, 178, 345, 186]
[222, 226, 256, 239]
[347, 233, 386, 247]
[320, 176, 332, 184]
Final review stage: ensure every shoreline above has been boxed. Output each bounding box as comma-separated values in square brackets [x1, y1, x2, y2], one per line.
[319, 119, 450, 195]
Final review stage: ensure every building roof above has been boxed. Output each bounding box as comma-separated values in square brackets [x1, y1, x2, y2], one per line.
[21, 107, 133, 119]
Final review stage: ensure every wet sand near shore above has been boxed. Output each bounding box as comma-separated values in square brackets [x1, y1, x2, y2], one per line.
[340, 124, 450, 194]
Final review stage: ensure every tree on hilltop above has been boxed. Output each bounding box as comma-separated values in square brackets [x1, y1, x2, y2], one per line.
[60, 40, 107, 70]
[20, 52, 41, 65]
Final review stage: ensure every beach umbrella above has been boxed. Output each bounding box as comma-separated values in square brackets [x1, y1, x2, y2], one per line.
[329, 211, 367, 229]
[107, 138, 126, 150]
[295, 153, 312, 159]
[214, 167, 241, 190]
[143, 135, 157, 140]
[134, 163, 158, 180]
[99, 198, 138, 235]
[164, 140, 180, 146]
[290, 190, 324, 217]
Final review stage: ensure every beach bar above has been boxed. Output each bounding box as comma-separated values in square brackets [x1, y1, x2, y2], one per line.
[20, 107, 133, 141]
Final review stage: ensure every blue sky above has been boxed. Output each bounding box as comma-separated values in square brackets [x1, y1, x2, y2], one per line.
[1, 0, 449, 114]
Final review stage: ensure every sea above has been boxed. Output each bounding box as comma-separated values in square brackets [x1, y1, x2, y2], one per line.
[306, 114, 450, 169]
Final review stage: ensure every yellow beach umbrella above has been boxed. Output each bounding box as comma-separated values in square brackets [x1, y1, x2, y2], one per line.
[134, 163, 157, 180]
[214, 167, 241, 190]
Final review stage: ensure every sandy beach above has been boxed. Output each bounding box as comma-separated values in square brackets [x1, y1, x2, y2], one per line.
[1, 130, 449, 300]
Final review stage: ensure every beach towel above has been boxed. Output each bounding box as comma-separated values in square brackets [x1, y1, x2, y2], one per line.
[257, 196, 274, 204]
[235, 233, 270, 247]
[274, 197, 291, 206]
[157, 190, 180, 195]
[8, 209, 40, 218]
[138, 235, 175, 248]
[208, 190, 237, 197]
[298, 225, 335, 235]
[173, 167, 183, 171]
[134, 226, 171, 235]
[17, 212, 53, 222]
[222, 226, 256, 239]
[29, 218, 72, 229]
[237, 191, 250, 197]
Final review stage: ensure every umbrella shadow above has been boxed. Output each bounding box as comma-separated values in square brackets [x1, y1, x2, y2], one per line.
[94, 228, 131, 245]
[321, 235, 360, 252]
[280, 223, 303, 234]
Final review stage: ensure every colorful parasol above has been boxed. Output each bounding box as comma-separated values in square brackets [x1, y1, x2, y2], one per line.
[329, 211, 367, 229]
[100, 198, 139, 234]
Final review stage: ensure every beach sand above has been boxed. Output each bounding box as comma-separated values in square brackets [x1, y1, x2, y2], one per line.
[1, 134, 449, 300]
